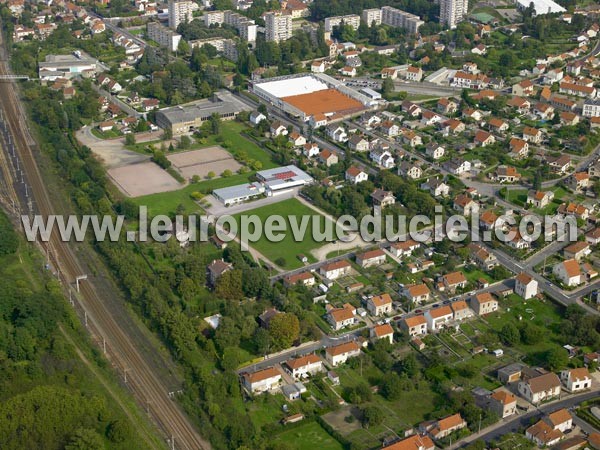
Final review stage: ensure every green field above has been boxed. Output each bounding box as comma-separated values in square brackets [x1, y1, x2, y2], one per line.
[273, 421, 344, 450]
[234, 198, 336, 269]
[132, 172, 254, 217]
[197, 121, 277, 169]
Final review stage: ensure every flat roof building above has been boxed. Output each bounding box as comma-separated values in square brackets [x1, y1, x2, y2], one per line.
[155, 90, 252, 135]
[256, 165, 314, 194]
[213, 182, 265, 206]
[516, 0, 565, 14]
[147, 22, 181, 52]
[38, 52, 98, 81]
[251, 73, 371, 123]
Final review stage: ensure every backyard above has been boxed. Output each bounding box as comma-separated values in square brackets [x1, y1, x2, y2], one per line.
[272, 421, 344, 450]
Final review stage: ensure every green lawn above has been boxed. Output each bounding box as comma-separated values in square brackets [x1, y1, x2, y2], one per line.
[91, 128, 121, 139]
[483, 295, 566, 365]
[132, 173, 254, 217]
[273, 421, 344, 450]
[234, 198, 336, 269]
[197, 121, 277, 169]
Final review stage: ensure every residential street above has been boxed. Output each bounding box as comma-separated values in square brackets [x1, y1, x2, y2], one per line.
[451, 390, 600, 449]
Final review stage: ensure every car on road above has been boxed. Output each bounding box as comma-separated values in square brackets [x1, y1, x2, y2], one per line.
[432, 304, 440, 308]
[414, 309, 423, 314]
[442, 300, 451, 305]
[393, 315, 402, 321]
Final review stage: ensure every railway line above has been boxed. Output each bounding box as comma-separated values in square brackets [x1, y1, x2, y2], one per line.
[0, 28, 211, 450]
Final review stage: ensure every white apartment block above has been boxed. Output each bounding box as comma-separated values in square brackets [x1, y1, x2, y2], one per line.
[583, 99, 600, 117]
[362, 9, 382, 26]
[147, 22, 181, 52]
[202, 10, 257, 42]
[189, 37, 239, 61]
[381, 6, 424, 34]
[265, 12, 293, 42]
[324, 14, 361, 32]
[440, 0, 468, 29]
[168, 0, 194, 29]
[203, 10, 225, 26]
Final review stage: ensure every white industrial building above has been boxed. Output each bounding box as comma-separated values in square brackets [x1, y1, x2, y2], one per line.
[212, 165, 313, 205]
[515, 0, 565, 15]
[256, 165, 314, 195]
[251, 73, 372, 122]
[38, 52, 98, 81]
[212, 182, 265, 207]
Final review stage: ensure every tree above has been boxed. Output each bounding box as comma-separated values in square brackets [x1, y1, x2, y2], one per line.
[268, 313, 300, 349]
[253, 327, 271, 354]
[178, 135, 191, 149]
[361, 405, 384, 428]
[222, 169, 233, 178]
[106, 420, 129, 443]
[65, 429, 105, 450]
[215, 270, 243, 300]
[124, 133, 136, 146]
[545, 347, 568, 371]
[382, 77, 394, 98]
[210, 113, 221, 135]
[274, 257, 286, 267]
[499, 323, 520, 346]
[380, 372, 403, 400]
[0, 213, 18, 255]
[206, 171, 215, 179]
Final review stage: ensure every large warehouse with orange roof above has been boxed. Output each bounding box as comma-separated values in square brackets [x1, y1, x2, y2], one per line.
[250, 73, 374, 125]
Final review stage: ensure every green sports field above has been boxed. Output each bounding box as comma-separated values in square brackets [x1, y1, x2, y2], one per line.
[234, 198, 338, 269]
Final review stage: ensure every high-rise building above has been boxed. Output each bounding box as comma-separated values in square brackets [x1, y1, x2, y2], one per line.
[168, 0, 194, 29]
[323, 14, 361, 33]
[265, 12, 292, 43]
[361, 9, 382, 27]
[381, 6, 424, 34]
[202, 9, 257, 42]
[440, 0, 468, 29]
[147, 22, 182, 51]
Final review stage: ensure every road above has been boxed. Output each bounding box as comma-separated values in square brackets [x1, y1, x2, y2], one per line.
[234, 93, 379, 176]
[0, 24, 210, 450]
[393, 80, 463, 96]
[485, 243, 600, 314]
[451, 389, 600, 449]
[87, 9, 148, 50]
[92, 84, 143, 119]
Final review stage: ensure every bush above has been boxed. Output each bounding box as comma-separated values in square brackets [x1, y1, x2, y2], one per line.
[0, 213, 18, 255]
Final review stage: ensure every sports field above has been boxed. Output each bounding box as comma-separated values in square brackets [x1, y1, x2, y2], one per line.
[108, 161, 181, 197]
[234, 198, 338, 269]
[167, 146, 242, 180]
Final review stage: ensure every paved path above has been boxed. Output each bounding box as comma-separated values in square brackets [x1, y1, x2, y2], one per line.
[76, 126, 151, 169]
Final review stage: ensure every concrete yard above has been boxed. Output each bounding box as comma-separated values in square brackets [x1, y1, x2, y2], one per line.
[167, 146, 242, 180]
[108, 162, 182, 197]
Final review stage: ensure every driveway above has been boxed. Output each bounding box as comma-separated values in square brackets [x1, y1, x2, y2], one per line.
[204, 188, 300, 217]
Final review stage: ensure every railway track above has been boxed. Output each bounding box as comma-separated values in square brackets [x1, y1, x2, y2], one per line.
[0, 30, 211, 450]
